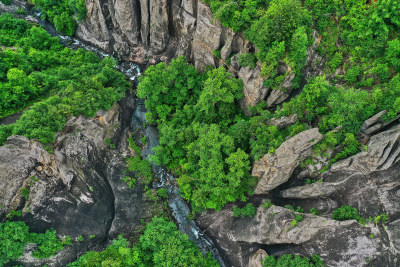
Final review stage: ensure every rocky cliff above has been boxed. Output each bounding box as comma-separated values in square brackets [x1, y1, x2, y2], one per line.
[76, 0, 323, 112]
[0, 93, 165, 266]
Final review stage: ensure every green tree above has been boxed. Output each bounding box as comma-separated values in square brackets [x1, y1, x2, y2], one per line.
[195, 67, 243, 124]
[246, 0, 311, 53]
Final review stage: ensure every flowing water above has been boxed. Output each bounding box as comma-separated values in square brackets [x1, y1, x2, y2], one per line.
[23, 8, 226, 266]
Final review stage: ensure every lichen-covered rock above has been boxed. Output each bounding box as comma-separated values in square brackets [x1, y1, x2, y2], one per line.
[252, 128, 323, 194]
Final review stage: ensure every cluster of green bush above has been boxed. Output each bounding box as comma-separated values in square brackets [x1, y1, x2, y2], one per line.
[0, 14, 130, 146]
[68, 216, 218, 266]
[233, 203, 257, 218]
[263, 254, 325, 267]
[137, 56, 255, 212]
[332, 205, 388, 226]
[31, 0, 87, 35]
[0, 220, 70, 266]
[125, 136, 153, 186]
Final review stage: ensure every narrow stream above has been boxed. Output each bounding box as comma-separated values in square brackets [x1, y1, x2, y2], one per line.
[18, 7, 226, 266]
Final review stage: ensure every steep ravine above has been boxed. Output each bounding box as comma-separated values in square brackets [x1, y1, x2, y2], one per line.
[1, 1, 400, 266]
[0, 4, 226, 266]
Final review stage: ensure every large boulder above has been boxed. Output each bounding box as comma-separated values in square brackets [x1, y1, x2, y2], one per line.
[252, 128, 323, 194]
[197, 204, 397, 267]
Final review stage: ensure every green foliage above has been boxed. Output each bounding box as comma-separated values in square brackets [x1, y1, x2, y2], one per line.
[373, 214, 388, 225]
[233, 203, 257, 218]
[263, 199, 273, 210]
[0, 221, 68, 265]
[69, 217, 219, 267]
[205, 0, 270, 32]
[213, 49, 222, 59]
[122, 176, 136, 188]
[0, 221, 30, 266]
[126, 156, 153, 184]
[138, 57, 252, 212]
[179, 125, 252, 211]
[20, 187, 30, 200]
[263, 254, 325, 267]
[291, 214, 304, 228]
[332, 205, 364, 224]
[0, 14, 129, 146]
[238, 53, 257, 69]
[30, 229, 69, 258]
[386, 39, 400, 71]
[32, 0, 87, 35]
[246, 0, 311, 54]
[310, 208, 319, 216]
[156, 188, 168, 199]
[0, 0, 11, 5]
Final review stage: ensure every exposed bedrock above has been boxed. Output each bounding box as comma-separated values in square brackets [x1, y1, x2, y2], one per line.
[0, 93, 162, 266]
[74, 1, 323, 112]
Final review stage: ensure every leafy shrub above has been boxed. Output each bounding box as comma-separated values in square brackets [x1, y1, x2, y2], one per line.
[233, 203, 257, 218]
[0, 0, 11, 5]
[0, 221, 68, 265]
[332, 205, 364, 224]
[263, 254, 325, 267]
[69, 217, 219, 266]
[156, 188, 168, 199]
[238, 53, 257, 69]
[310, 208, 319, 215]
[213, 49, 221, 59]
[138, 57, 252, 212]
[126, 156, 153, 184]
[263, 199, 273, 210]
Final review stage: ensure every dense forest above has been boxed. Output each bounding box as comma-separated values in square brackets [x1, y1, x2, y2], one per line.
[1, 0, 400, 266]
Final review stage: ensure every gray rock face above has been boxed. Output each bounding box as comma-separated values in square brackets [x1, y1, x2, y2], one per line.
[360, 110, 400, 136]
[192, 1, 221, 70]
[330, 124, 400, 174]
[266, 72, 295, 107]
[149, 0, 169, 54]
[73, 0, 266, 111]
[197, 203, 398, 267]
[252, 128, 323, 194]
[76, 0, 110, 52]
[110, 0, 140, 45]
[269, 114, 299, 129]
[238, 65, 270, 109]
[0, 94, 162, 266]
[248, 249, 267, 267]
